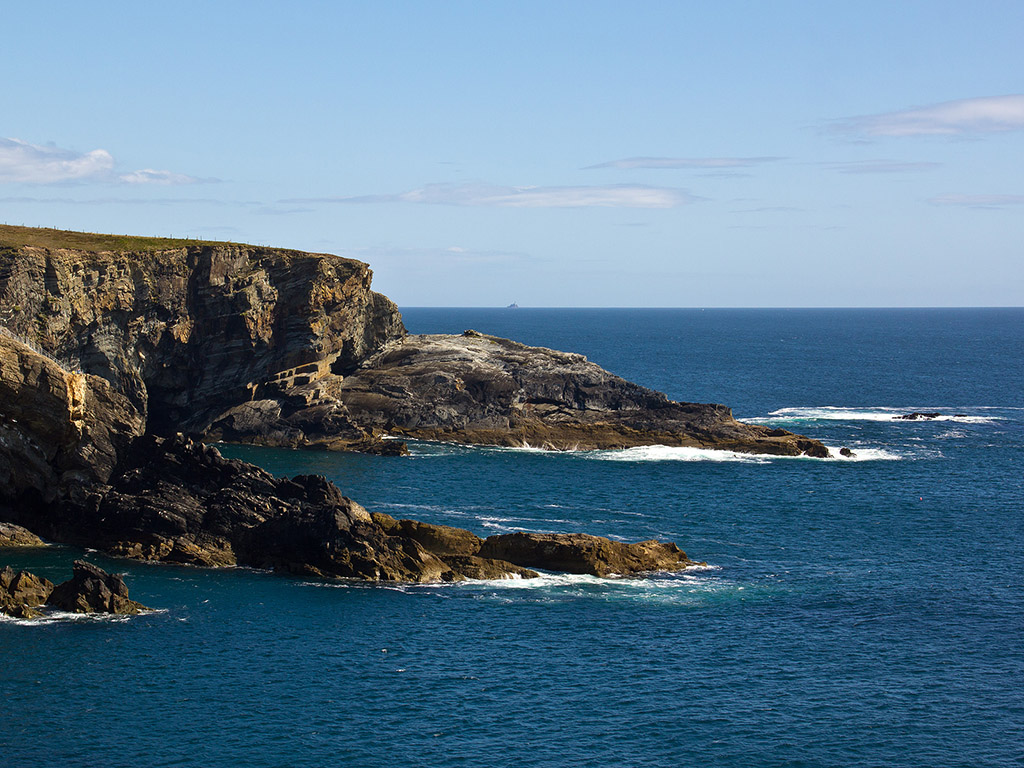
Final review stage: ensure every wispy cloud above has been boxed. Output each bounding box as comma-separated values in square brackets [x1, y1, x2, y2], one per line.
[831, 94, 1024, 137]
[825, 160, 942, 174]
[287, 182, 698, 209]
[928, 194, 1024, 209]
[0, 137, 209, 185]
[586, 156, 783, 170]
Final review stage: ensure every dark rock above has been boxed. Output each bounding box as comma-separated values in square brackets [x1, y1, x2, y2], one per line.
[46, 560, 147, 614]
[839, 447, 855, 457]
[338, 333, 830, 456]
[0, 566, 54, 618]
[438, 555, 539, 581]
[894, 412, 942, 420]
[0, 522, 47, 547]
[478, 532, 701, 577]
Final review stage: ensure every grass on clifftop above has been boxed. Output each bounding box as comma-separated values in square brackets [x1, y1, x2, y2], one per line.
[0, 225, 243, 253]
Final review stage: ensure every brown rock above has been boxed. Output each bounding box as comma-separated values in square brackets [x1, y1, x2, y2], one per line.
[0, 522, 47, 547]
[0, 566, 54, 618]
[46, 560, 147, 614]
[478, 532, 699, 577]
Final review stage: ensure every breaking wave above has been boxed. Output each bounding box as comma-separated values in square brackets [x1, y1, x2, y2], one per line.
[748, 406, 1000, 424]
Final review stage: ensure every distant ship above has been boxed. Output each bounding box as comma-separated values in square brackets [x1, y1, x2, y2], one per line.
[506, 302, 519, 309]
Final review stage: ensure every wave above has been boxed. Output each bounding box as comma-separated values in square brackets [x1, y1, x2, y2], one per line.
[298, 565, 744, 605]
[0, 608, 166, 626]
[748, 406, 1000, 425]
[585, 444, 901, 463]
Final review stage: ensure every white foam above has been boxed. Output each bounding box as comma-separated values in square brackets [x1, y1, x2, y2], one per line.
[0, 608, 163, 626]
[824, 446, 902, 461]
[750, 406, 999, 424]
[587, 445, 774, 463]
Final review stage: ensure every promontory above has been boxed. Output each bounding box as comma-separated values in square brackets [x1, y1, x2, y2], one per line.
[0, 225, 828, 586]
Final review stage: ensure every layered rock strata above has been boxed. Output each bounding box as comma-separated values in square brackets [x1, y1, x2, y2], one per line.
[339, 332, 829, 455]
[0, 226, 404, 453]
[1, 225, 827, 458]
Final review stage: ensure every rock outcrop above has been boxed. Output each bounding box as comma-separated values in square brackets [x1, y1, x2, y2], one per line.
[1, 226, 827, 458]
[46, 560, 148, 615]
[339, 332, 829, 455]
[1, 561, 147, 618]
[0, 225, 404, 453]
[0, 522, 47, 547]
[0, 332, 144, 520]
[478, 532, 698, 577]
[0, 225, 828, 586]
[0, 566, 53, 618]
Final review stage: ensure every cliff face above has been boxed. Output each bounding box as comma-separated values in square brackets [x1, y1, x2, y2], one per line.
[0, 226, 827, 459]
[0, 333, 143, 518]
[0, 231, 404, 439]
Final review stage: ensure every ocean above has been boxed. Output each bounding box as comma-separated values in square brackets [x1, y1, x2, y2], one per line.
[2, 308, 1022, 767]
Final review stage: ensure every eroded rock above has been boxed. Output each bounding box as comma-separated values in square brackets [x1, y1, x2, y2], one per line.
[46, 560, 147, 615]
[478, 532, 700, 577]
[0, 566, 54, 618]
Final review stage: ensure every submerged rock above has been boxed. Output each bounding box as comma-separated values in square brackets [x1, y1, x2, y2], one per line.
[894, 412, 942, 420]
[46, 560, 148, 615]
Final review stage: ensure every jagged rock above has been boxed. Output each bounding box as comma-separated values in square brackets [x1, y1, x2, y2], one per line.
[1, 226, 826, 458]
[0, 566, 54, 618]
[0, 333, 144, 522]
[0, 226, 404, 450]
[895, 412, 942, 420]
[371, 512, 484, 556]
[339, 333, 830, 456]
[839, 447, 855, 457]
[0, 522, 47, 547]
[478, 532, 700, 577]
[439, 555, 539, 581]
[46, 560, 147, 614]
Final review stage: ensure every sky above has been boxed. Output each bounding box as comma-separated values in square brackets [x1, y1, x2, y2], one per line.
[2, 1, 1023, 307]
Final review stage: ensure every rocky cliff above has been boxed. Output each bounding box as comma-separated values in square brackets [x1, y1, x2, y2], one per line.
[0, 225, 827, 457]
[0, 225, 404, 452]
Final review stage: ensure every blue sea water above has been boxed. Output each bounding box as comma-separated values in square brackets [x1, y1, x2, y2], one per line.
[2, 308, 1022, 768]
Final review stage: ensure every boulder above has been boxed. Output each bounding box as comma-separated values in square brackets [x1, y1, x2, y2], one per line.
[46, 560, 148, 614]
[0, 566, 54, 618]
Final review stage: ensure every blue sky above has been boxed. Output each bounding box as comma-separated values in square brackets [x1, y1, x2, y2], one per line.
[3, 1, 1023, 306]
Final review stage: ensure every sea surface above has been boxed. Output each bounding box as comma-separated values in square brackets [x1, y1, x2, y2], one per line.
[3, 308, 1022, 768]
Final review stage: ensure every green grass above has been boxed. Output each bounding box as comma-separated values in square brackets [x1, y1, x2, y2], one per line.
[0, 224, 243, 252]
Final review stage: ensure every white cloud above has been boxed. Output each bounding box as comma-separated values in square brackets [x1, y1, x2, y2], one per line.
[0, 138, 114, 183]
[928, 194, 1024, 208]
[587, 156, 782, 170]
[118, 168, 203, 185]
[832, 95, 1024, 137]
[289, 182, 698, 209]
[0, 137, 204, 185]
